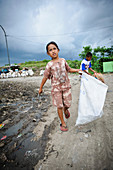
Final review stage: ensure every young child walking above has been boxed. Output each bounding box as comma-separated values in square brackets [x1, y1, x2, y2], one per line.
[39, 41, 81, 132]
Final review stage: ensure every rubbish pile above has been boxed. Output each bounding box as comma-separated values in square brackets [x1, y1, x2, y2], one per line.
[0, 67, 34, 78]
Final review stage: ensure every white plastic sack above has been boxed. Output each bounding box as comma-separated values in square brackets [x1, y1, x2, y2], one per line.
[40, 70, 44, 76]
[75, 72, 108, 126]
[28, 69, 34, 76]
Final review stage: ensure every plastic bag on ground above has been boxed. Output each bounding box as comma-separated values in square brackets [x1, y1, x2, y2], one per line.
[75, 72, 108, 126]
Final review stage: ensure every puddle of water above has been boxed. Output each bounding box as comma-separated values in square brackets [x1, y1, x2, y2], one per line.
[5, 119, 24, 137]
[8, 125, 51, 169]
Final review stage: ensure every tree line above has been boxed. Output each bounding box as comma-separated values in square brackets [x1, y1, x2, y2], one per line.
[79, 45, 113, 72]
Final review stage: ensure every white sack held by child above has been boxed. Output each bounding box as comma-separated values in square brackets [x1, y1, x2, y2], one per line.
[75, 72, 108, 126]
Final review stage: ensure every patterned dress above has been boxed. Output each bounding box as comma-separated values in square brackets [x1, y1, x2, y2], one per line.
[44, 58, 72, 108]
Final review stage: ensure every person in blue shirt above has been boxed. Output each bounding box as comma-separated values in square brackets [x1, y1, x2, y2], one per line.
[80, 52, 96, 76]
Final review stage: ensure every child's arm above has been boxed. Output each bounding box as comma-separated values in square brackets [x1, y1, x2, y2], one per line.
[89, 67, 97, 74]
[83, 70, 92, 76]
[39, 77, 48, 94]
[69, 68, 81, 73]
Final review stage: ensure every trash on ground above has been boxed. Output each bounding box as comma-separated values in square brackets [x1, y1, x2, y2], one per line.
[0, 142, 5, 147]
[1, 136, 7, 140]
[0, 124, 5, 129]
[17, 134, 22, 138]
[25, 150, 32, 157]
[84, 134, 89, 138]
[33, 119, 37, 122]
[79, 137, 83, 142]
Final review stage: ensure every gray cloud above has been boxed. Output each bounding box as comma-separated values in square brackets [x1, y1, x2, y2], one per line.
[0, 0, 113, 65]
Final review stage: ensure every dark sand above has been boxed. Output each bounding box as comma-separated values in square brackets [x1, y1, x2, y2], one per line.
[0, 74, 113, 170]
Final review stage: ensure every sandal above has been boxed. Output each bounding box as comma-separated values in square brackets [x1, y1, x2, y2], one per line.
[60, 124, 68, 132]
[64, 109, 70, 119]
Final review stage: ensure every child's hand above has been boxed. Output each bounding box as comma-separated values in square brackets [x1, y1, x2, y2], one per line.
[39, 88, 42, 94]
[94, 71, 97, 74]
[94, 72, 97, 77]
[78, 70, 82, 75]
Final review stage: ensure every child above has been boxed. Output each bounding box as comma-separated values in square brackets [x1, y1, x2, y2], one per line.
[39, 41, 81, 132]
[80, 52, 96, 75]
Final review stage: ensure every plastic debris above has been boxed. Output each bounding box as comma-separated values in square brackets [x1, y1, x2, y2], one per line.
[80, 137, 83, 142]
[1, 136, 7, 140]
[84, 129, 91, 133]
[0, 124, 5, 129]
[84, 134, 89, 138]
[17, 134, 22, 138]
[33, 119, 36, 122]
[0, 142, 5, 147]
[40, 70, 44, 76]
[25, 150, 31, 157]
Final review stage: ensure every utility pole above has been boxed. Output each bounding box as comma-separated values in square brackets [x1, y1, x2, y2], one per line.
[109, 38, 113, 57]
[0, 25, 10, 66]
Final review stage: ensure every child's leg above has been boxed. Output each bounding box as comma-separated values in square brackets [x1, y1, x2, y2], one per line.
[57, 107, 66, 127]
[64, 107, 68, 113]
[64, 107, 70, 119]
[51, 91, 68, 130]
[62, 88, 72, 118]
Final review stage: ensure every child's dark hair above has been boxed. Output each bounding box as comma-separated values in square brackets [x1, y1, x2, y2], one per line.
[46, 41, 60, 52]
[86, 52, 92, 58]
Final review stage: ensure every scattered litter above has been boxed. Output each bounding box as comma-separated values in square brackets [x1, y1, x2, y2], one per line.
[0, 123, 5, 129]
[1, 136, 7, 140]
[0, 142, 5, 147]
[17, 134, 22, 138]
[3, 119, 11, 124]
[84, 133, 89, 138]
[0, 153, 7, 162]
[40, 118, 46, 122]
[76, 129, 81, 134]
[84, 129, 91, 133]
[79, 137, 83, 142]
[33, 119, 37, 122]
[98, 143, 101, 146]
[37, 93, 41, 100]
[25, 150, 31, 157]
[0, 68, 34, 79]
[39, 70, 44, 76]
[39, 165, 42, 170]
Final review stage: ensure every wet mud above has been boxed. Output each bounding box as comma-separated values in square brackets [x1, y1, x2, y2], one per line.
[0, 81, 52, 170]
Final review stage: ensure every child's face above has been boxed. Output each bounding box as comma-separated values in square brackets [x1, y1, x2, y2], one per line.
[47, 44, 59, 59]
[86, 56, 92, 61]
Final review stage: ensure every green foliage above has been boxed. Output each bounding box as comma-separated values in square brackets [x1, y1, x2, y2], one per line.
[66, 60, 81, 69]
[32, 67, 37, 71]
[91, 60, 102, 73]
[79, 46, 92, 60]
[79, 45, 113, 72]
[91, 55, 99, 65]
[20, 60, 50, 68]
[42, 59, 49, 63]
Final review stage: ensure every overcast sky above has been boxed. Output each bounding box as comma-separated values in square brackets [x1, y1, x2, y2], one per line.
[0, 0, 113, 66]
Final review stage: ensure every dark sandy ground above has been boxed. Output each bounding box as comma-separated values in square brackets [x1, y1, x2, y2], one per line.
[0, 74, 113, 170]
[0, 77, 53, 170]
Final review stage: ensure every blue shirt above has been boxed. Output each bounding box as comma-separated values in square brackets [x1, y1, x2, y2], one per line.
[80, 58, 91, 72]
